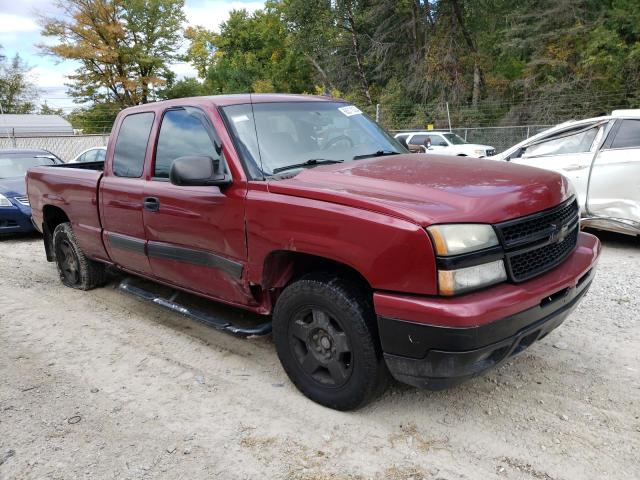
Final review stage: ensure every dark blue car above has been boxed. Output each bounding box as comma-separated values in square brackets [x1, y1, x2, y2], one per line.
[0, 149, 63, 234]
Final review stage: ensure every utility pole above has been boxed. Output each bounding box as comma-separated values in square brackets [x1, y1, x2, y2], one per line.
[446, 102, 452, 132]
[375, 103, 380, 123]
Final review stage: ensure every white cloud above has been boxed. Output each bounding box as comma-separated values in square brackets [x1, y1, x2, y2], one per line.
[30, 64, 75, 89]
[0, 13, 39, 33]
[184, 1, 263, 31]
[171, 61, 199, 79]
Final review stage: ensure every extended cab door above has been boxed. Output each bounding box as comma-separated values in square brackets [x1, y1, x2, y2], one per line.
[587, 118, 640, 228]
[100, 111, 155, 275]
[142, 106, 251, 305]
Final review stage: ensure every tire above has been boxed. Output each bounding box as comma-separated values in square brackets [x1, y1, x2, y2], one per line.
[273, 273, 390, 410]
[52, 222, 107, 290]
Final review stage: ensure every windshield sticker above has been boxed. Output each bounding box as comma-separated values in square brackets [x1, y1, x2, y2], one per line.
[338, 105, 362, 117]
[232, 115, 250, 122]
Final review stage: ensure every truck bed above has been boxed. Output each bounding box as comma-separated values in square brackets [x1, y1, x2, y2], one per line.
[26, 164, 109, 262]
[51, 161, 104, 171]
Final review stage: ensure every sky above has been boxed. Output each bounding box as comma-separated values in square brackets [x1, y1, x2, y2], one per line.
[0, 0, 264, 112]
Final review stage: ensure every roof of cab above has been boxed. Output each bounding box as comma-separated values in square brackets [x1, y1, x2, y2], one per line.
[120, 94, 342, 115]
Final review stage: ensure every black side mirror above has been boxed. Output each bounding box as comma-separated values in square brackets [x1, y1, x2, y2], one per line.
[169, 156, 232, 187]
[439, 141, 448, 147]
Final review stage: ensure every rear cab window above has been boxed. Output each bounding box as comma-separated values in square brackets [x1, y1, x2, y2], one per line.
[113, 112, 155, 178]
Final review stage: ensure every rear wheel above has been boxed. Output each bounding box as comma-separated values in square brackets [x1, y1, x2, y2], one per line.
[53, 222, 107, 290]
[273, 273, 389, 410]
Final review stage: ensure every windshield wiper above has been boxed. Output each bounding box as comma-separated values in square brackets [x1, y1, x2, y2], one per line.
[352, 150, 400, 160]
[272, 158, 344, 174]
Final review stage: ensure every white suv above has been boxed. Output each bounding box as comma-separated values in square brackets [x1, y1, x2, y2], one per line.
[394, 131, 496, 158]
[493, 110, 640, 236]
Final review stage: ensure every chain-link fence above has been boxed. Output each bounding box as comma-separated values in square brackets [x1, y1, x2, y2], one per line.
[0, 134, 110, 162]
[391, 125, 553, 153]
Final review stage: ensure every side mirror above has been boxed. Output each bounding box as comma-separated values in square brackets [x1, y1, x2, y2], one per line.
[169, 156, 232, 187]
[439, 141, 448, 147]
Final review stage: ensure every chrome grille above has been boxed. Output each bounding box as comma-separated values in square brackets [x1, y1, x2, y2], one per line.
[495, 198, 579, 282]
[14, 196, 30, 206]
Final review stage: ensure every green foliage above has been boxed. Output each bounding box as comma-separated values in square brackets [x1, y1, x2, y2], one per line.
[157, 77, 205, 99]
[0, 50, 37, 114]
[186, 5, 314, 95]
[39, 102, 65, 116]
[67, 103, 120, 134]
[40, 0, 186, 106]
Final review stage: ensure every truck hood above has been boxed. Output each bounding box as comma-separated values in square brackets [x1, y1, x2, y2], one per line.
[267, 154, 573, 226]
[0, 177, 27, 197]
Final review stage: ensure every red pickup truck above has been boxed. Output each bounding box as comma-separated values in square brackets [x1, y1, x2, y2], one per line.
[27, 95, 600, 410]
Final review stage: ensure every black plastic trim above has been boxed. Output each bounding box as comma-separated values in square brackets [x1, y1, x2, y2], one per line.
[436, 245, 504, 270]
[378, 266, 595, 360]
[380, 273, 594, 389]
[107, 232, 146, 255]
[49, 160, 105, 170]
[147, 241, 243, 279]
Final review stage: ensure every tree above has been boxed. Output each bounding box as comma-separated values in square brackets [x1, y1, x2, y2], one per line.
[67, 103, 121, 134]
[0, 50, 37, 114]
[185, 4, 314, 95]
[283, 0, 375, 104]
[39, 102, 65, 116]
[157, 77, 205, 99]
[39, 0, 185, 107]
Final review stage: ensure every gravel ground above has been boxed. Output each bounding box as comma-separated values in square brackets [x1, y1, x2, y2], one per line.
[0, 231, 638, 480]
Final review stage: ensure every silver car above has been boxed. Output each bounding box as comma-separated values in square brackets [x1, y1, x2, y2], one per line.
[495, 110, 640, 236]
[69, 146, 107, 163]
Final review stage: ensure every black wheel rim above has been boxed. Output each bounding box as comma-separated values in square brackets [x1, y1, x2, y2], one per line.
[56, 239, 80, 285]
[288, 307, 353, 388]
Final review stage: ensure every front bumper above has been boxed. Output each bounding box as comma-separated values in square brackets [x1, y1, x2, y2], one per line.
[375, 232, 600, 389]
[0, 203, 34, 234]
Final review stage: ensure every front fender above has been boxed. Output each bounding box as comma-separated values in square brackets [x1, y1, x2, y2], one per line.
[245, 189, 438, 295]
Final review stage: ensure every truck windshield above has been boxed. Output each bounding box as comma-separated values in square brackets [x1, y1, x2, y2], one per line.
[0, 155, 57, 179]
[221, 101, 405, 177]
[443, 133, 467, 145]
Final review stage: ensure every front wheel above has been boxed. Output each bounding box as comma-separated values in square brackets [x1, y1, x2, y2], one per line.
[52, 222, 107, 290]
[273, 273, 389, 410]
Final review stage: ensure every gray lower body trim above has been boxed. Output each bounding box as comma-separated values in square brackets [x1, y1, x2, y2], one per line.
[107, 232, 146, 255]
[106, 233, 243, 280]
[147, 241, 243, 279]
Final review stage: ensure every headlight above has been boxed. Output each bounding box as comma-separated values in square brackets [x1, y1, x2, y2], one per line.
[474, 149, 486, 156]
[427, 224, 499, 256]
[0, 193, 13, 207]
[438, 260, 507, 296]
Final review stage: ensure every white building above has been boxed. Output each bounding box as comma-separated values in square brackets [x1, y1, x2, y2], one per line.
[0, 114, 73, 137]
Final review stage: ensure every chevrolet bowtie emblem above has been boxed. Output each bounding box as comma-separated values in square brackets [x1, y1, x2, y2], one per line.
[549, 223, 570, 243]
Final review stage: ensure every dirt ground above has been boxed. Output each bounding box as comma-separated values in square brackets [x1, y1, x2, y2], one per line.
[0, 231, 638, 480]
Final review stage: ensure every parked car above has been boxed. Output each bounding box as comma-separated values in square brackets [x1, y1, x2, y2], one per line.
[494, 110, 640, 236]
[394, 130, 496, 157]
[26, 95, 600, 410]
[0, 149, 63, 234]
[70, 146, 107, 163]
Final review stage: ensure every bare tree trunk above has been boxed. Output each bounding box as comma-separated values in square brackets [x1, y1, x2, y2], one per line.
[345, 5, 373, 105]
[472, 62, 481, 106]
[305, 54, 334, 91]
[450, 0, 483, 105]
[410, 0, 426, 62]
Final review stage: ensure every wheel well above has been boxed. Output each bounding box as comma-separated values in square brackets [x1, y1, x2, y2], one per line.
[261, 251, 372, 296]
[42, 205, 70, 261]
